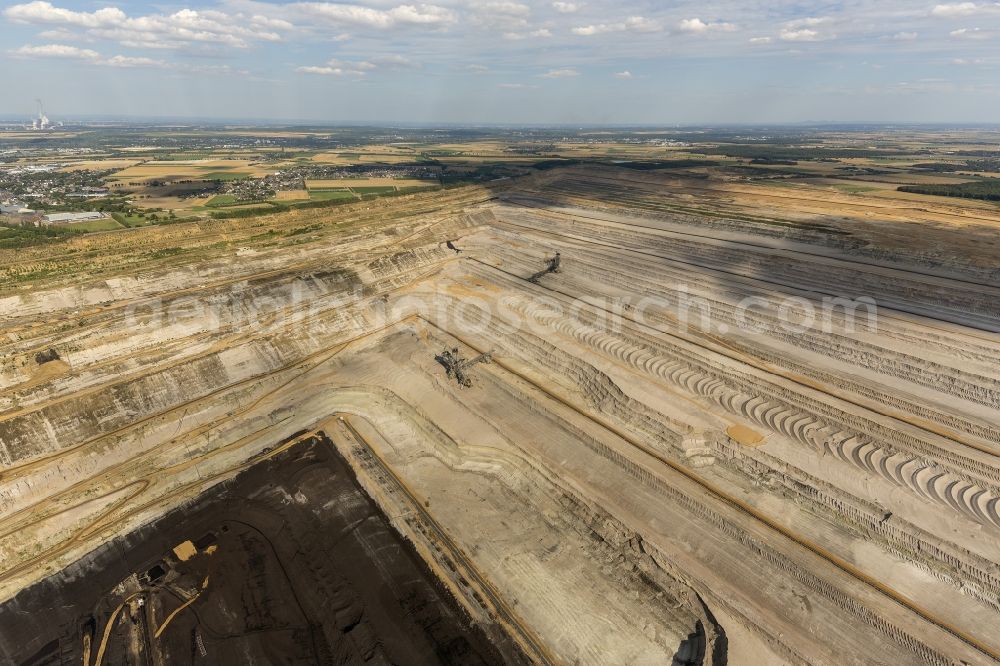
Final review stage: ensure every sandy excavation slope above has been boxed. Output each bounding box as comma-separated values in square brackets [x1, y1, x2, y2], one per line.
[0, 170, 998, 665]
[0, 436, 515, 665]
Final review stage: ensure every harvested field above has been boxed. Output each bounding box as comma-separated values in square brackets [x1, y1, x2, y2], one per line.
[59, 159, 142, 172]
[273, 189, 309, 201]
[109, 159, 277, 182]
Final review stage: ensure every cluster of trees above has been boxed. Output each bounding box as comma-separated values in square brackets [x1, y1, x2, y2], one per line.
[0, 221, 82, 249]
[111, 209, 177, 225]
[899, 179, 1000, 201]
[39, 195, 133, 213]
[912, 159, 1000, 173]
[750, 157, 799, 165]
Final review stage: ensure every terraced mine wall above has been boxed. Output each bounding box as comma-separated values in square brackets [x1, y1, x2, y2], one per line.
[1, 178, 998, 665]
[450, 291, 1000, 614]
[0, 246, 450, 466]
[495, 204, 1000, 329]
[520, 169, 1000, 283]
[0, 437, 514, 666]
[439, 269, 1000, 534]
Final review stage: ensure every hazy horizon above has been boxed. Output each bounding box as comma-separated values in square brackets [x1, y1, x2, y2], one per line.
[7, 115, 1000, 128]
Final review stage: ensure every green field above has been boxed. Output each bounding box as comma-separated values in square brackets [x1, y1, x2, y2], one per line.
[206, 194, 238, 207]
[832, 183, 880, 194]
[62, 218, 124, 232]
[350, 186, 396, 194]
[112, 213, 152, 227]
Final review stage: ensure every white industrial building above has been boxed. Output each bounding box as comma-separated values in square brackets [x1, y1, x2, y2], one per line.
[43, 211, 107, 225]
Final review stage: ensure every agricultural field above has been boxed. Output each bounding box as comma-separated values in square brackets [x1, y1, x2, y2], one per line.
[272, 189, 309, 201]
[205, 194, 238, 207]
[106, 159, 273, 183]
[307, 189, 358, 201]
[58, 159, 142, 172]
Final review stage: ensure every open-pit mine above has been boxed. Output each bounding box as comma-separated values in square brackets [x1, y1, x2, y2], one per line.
[1, 164, 999, 665]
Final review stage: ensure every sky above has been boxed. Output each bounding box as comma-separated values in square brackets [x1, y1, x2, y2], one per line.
[1, 0, 999, 124]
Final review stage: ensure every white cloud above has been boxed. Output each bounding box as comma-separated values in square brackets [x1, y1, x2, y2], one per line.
[36, 27, 81, 40]
[185, 63, 243, 75]
[952, 57, 985, 64]
[777, 16, 834, 41]
[250, 15, 294, 30]
[614, 70, 632, 79]
[498, 82, 535, 88]
[932, 2, 978, 15]
[103, 54, 167, 68]
[3, 1, 288, 49]
[471, 1, 530, 17]
[930, 2, 1000, 16]
[297, 57, 377, 76]
[503, 27, 552, 39]
[572, 15, 660, 35]
[950, 26, 991, 38]
[678, 18, 708, 33]
[551, 1, 580, 13]
[623, 16, 660, 32]
[10, 43, 98, 59]
[780, 28, 821, 41]
[678, 18, 736, 34]
[539, 67, 579, 78]
[297, 65, 344, 75]
[9, 43, 231, 71]
[12, 0, 997, 91]
[296, 55, 421, 76]
[4, 2, 126, 28]
[284, 3, 457, 30]
[465, 63, 489, 72]
[783, 16, 831, 28]
[465, 1, 531, 30]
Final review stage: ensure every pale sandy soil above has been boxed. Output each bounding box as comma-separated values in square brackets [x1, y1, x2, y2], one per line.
[0, 170, 997, 665]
